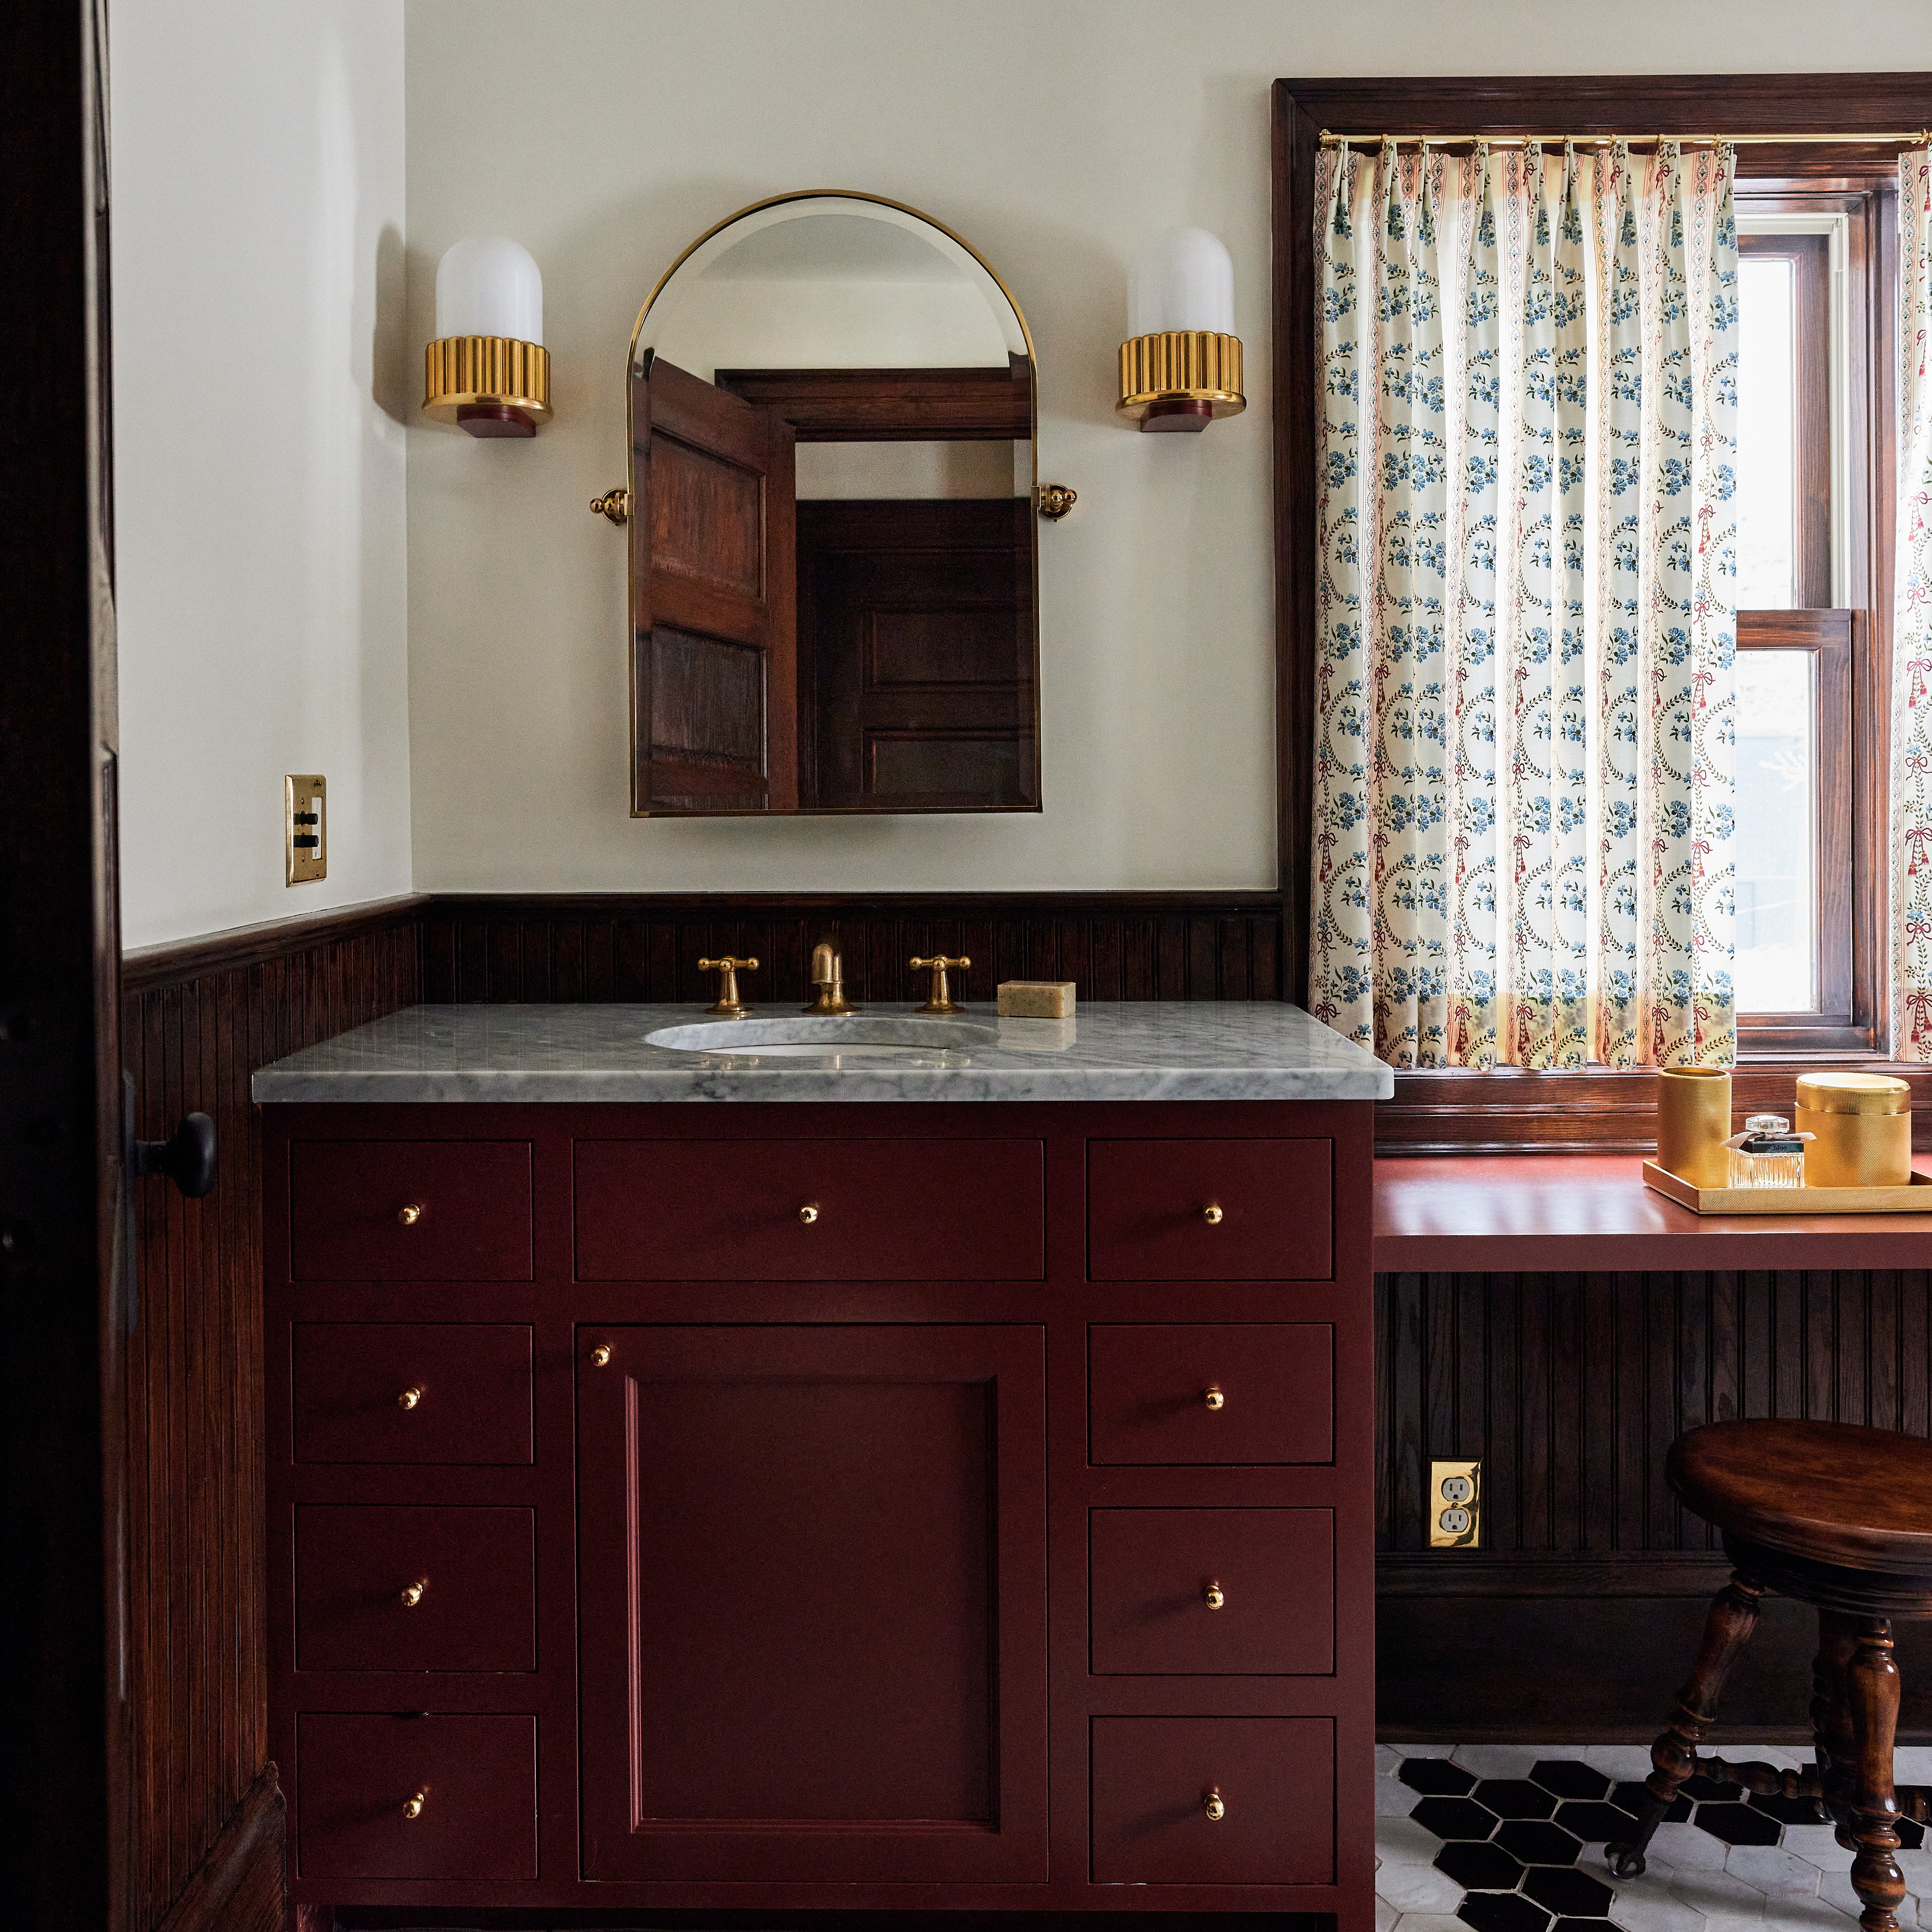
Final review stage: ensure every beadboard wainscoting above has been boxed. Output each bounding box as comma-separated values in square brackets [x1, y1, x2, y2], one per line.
[1376, 1268, 1932, 1738]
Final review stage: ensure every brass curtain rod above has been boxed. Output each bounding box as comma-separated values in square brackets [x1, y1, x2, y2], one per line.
[1320, 128, 1931, 148]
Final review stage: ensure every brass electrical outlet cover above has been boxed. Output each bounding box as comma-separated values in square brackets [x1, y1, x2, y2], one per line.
[1429, 1459, 1481, 1549]
[285, 774, 327, 885]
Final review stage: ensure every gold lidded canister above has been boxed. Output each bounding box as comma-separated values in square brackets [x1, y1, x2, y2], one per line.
[1795, 1073, 1912, 1188]
[1655, 1066, 1734, 1190]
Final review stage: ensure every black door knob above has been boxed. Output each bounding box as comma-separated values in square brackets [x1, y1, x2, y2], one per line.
[133, 1113, 216, 1198]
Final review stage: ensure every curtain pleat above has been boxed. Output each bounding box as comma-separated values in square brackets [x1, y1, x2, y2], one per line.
[1311, 141, 1738, 1071]
[1893, 145, 1932, 1058]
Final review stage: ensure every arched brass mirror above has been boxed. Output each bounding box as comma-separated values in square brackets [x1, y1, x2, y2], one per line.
[608, 192, 1039, 817]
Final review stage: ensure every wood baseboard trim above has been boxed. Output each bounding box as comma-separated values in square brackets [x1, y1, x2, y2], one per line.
[153, 1764, 285, 1932]
[1378, 1553, 1733, 1598]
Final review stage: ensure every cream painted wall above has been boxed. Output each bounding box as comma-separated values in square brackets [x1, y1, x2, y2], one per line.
[399, 0, 1931, 895]
[112, 0, 412, 949]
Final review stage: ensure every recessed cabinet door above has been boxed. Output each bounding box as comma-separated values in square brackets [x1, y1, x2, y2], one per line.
[578, 1324, 1048, 1883]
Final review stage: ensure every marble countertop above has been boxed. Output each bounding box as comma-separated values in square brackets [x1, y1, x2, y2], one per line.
[250, 1001, 1393, 1104]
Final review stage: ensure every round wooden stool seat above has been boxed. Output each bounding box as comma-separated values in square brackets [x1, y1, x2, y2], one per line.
[1669, 1419, 1932, 1593]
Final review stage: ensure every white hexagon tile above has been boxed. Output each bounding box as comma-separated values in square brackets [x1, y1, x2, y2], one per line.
[1376, 1746, 1932, 1932]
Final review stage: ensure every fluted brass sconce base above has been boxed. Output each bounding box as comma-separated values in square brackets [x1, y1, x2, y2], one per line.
[1116, 330, 1245, 433]
[424, 334, 552, 437]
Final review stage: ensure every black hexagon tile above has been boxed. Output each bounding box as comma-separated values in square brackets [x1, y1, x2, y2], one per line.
[1531, 1761, 1611, 1802]
[1551, 1799, 1639, 1843]
[1475, 1779, 1560, 1821]
[1521, 1864, 1616, 1917]
[1495, 1819, 1583, 1866]
[1403, 1756, 1480, 1797]
[1457, 1890, 1553, 1932]
[1413, 1795, 1503, 1840]
[1612, 1780, 1692, 1823]
[1694, 1800, 1784, 1846]
[1435, 1840, 1526, 1890]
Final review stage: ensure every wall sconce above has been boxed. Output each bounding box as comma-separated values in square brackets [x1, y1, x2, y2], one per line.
[423, 236, 552, 438]
[1116, 227, 1244, 433]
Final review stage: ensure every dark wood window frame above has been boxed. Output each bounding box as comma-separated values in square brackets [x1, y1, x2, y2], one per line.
[1271, 73, 1921, 1151]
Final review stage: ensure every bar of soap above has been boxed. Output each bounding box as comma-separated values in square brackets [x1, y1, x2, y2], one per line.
[997, 981, 1075, 1019]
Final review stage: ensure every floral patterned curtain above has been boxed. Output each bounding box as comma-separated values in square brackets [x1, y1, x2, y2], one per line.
[1893, 145, 1932, 1059]
[1311, 140, 1739, 1070]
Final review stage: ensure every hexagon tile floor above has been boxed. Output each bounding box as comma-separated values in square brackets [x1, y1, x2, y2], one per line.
[1376, 1744, 1932, 1932]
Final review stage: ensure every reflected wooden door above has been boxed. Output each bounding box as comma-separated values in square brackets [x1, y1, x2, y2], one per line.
[631, 355, 797, 813]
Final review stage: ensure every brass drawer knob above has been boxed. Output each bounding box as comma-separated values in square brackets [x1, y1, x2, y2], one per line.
[1203, 1789, 1226, 1822]
[403, 1790, 426, 1821]
[399, 1580, 427, 1608]
[397, 1386, 424, 1410]
[798, 1204, 820, 1225]
[590, 1343, 613, 1367]
[1203, 1581, 1226, 1610]
[1202, 1204, 1224, 1225]
[1203, 1386, 1226, 1411]
[398, 1203, 425, 1227]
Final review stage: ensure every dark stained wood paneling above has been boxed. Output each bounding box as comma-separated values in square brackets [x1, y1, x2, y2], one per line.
[122, 914, 416, 1928]
[1375, 1267, 1932, 1737]
[415, 892, 1282, 1007]
[715, 359, 1032, 441]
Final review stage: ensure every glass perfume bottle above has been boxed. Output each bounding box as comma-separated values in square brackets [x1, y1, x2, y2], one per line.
[1728, 1114, 1806, 1189]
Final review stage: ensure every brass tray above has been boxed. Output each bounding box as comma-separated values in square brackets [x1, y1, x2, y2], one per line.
[1642, 1161, 1932, 1215]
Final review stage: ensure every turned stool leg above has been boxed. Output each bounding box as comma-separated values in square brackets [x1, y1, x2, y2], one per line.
[1816, 1611, 1861, 1833]
[1606, 1569, 1765, 1879]
[1843, 1619, 1906, 1932]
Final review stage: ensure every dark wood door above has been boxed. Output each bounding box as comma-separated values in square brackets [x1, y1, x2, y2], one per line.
[797, 498, 1035, 810]
[0, 2, 134, 1923]
[578, 1323, 1048, 1883]
[631, 355, 797, 814]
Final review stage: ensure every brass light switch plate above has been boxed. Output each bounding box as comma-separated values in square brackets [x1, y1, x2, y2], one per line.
[1430, 1459, 1480, 1549]
[285, 774, 327, 884]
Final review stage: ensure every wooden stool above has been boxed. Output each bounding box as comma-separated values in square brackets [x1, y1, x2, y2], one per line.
[1606, 1419, 1932, 1932]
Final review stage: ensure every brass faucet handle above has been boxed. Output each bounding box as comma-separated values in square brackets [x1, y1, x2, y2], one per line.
[910, 954, 971, 1015]
[697, 955, 759, 1017]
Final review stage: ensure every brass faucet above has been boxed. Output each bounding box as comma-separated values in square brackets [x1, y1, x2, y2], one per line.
[910, 954, 970, 1015]
[697, 955, 758, 1016]
[803, 940, 858, 1015]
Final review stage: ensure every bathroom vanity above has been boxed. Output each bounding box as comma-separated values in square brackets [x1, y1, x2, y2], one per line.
[254, 1000, 1390, 1924]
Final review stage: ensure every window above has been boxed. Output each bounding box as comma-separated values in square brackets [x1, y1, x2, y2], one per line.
[1731, 185, 1891, 1055]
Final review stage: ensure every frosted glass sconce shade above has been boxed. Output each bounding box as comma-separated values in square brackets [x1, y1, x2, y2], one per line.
[1117, 225, 1245, 434]
[423, 235, 552, 438]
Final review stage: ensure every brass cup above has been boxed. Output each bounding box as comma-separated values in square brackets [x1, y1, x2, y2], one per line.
[1655, 1067, 1733, 1189]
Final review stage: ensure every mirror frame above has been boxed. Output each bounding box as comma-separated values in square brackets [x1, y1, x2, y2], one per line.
[623, 190, 1041, 817]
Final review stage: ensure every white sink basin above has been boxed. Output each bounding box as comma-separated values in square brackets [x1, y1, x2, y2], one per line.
[645, 1015, 999, 1062]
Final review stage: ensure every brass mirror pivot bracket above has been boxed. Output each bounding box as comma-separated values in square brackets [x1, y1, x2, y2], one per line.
[1116, 330, 1245, 433]
[698, 955, 759, 1016]
[803, 940, 858, 1015]
[423, 336, 551, 438]
[590, 487, 631, 526]
[911, 955, 969, 1014]
[1037, 483, 1078, 520]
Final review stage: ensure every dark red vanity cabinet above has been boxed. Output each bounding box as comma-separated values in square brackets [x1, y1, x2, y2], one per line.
[263, 1099, 1375, 1924]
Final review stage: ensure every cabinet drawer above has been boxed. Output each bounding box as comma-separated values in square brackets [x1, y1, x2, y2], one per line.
[1088, 1324, 1333, 1465]
[574, 1138, 1044, 1280]
[1088, 1139, 1331, 1280]
[290, 1140, 533, 1281]
[296, 1506, 535, 1672]
[292, 1324, 532, 1465]
[1090, 1716, 1334, 1885]
[1089, 1509, 1333, 1675]
[297, 1712, 537, 1880]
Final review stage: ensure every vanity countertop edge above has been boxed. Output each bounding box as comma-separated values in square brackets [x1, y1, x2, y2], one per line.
[249, 1000, 1394, 1104]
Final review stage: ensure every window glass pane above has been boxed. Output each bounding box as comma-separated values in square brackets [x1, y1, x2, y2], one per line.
[1736, 256, 1798, 609]
[1734, 650, 1816, 1010]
